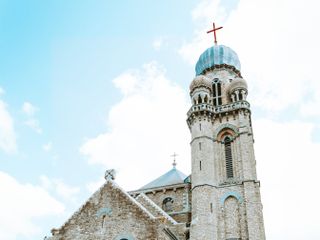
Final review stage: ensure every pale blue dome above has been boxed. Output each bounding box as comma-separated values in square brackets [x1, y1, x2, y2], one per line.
[195, 45, 241, 76]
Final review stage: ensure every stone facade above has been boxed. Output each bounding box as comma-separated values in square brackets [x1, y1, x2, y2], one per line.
[131, 183, 191, 224]
[48, 44, 266, 240]
[49, 180, 186, 240]
[188, 65, 266, 239]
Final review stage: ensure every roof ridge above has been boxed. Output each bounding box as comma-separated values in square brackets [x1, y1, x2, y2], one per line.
[54, 180, 109, 232]
[108, 180, 156, 220]
[54, 179, 156, 233]
[136, 193, 177, 225]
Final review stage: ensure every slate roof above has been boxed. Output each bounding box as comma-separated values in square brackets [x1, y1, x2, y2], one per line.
[140, 167, 188, 190]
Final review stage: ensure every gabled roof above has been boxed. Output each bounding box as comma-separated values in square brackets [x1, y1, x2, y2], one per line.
[54, 179, 156, 233]
[140, 167, 188, 190]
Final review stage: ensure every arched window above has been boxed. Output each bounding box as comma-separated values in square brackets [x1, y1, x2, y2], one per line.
[212, 79, 222, 106]
[224, 197, 241, 239]
[162, 197, 174, 212]
[197, 94, 202, 104]
[224, 136, 234, 178]
[238, 91, 243, 100]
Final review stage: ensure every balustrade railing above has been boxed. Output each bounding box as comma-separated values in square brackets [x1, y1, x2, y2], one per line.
[187, 101, 250, 116]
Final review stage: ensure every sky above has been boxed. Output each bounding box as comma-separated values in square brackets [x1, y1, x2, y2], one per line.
[0, 0, 320, 239]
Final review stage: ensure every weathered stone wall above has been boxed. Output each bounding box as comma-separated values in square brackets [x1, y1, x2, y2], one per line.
[190, 186, 217, 239]
[145, 188, 185, 213]
[144, 186, 191, 223]
[50, 181, 172, 240]
[169, 212, 190, 224]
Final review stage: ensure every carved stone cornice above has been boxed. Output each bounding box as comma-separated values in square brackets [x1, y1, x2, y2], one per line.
[186, 101, 251, 127]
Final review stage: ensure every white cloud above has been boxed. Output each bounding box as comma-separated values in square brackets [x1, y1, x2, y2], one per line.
[86, 177, 105, 194]
[40, 175, 80, 202]
[191, 0, 227, 27]
[22, 102, 37, 116]
[24, 118, 42, 134]
[0, 99, 16, 154]
[22, 102, 43, 133]
[152, 38, 163, 51]
[43, 142, 52, 152]
[0, 171, 64, 240]
[178, 0, 225, 66]
[0, 87, 5, 96]
[152, 36, 169, 51]
[80, 62, 190, 190]
[179, 0, 320, 115]
[254, 119, 320, 239]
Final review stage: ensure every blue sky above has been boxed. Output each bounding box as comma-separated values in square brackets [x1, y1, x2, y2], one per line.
[1, 0, 320, 239]
[0, 1, 196, 182]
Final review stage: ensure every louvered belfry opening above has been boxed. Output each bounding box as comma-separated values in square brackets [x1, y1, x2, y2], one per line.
[212, 79, 222, 106]
[224, 136, 234, 178]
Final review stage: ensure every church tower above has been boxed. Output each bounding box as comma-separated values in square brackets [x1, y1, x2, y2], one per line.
[187, 26, 266, 239]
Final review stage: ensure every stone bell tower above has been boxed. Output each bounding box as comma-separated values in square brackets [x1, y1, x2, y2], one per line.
[187, 41, 266, 238]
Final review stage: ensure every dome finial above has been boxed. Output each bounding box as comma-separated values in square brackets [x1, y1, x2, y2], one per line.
[170, 152, 178, 168]
[207, 21, 223, 45]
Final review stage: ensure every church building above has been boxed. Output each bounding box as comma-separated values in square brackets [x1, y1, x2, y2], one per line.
[48, 25, 266, 240]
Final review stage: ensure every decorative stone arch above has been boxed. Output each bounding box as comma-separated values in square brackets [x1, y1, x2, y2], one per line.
[222, 195, 241, 239]
[114, 233, 135, 240]
[197, 94, 202, 104]
[220, 191, 243, 205]
[214, 123, 239, 141]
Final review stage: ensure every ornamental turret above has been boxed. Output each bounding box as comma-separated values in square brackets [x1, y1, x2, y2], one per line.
[189, 75, 212, 105]
[187, 27, 265, 239]
[227, 77, 248, 102]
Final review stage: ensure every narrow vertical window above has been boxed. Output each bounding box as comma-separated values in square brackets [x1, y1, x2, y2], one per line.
[210, 203, 213, 213]
[224, 136, 234, 178]
[204, 95, 208, 103]
[199, 123, 201, 131]
[102, 215, 106, 228]
[199, 142, 201, 150]
[239, 92, 243, 100]
[212, 79, 222, 106]
[200, 161, 202, 171]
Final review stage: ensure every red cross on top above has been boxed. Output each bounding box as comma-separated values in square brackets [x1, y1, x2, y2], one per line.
[207, 22, 223, 45]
